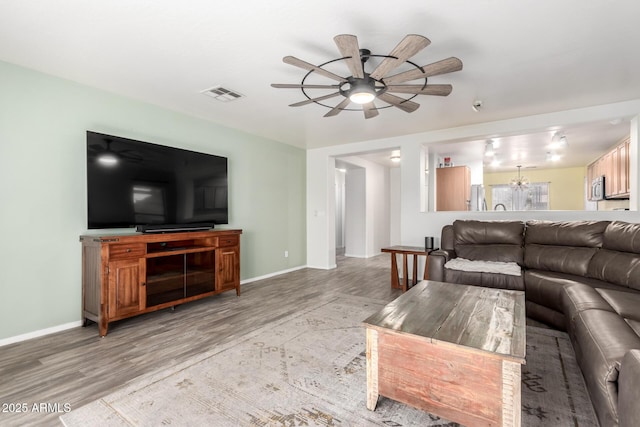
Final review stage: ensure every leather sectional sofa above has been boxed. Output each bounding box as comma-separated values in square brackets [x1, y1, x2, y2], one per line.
[428, 219, 640, 427]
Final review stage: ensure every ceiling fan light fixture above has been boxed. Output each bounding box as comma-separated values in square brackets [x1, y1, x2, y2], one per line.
[349, 84, 376, 104]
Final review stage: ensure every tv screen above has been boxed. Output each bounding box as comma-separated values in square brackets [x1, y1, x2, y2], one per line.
[86, 131, 228, 230]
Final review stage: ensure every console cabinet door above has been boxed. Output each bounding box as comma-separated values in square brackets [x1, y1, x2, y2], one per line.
[107, 259, 145, 319]
[216, 246, 239, 292]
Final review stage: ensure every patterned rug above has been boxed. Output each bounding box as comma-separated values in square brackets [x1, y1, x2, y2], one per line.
[60, 295, 598, 426]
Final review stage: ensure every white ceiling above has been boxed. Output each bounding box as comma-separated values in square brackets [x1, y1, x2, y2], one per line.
[1, 0, 639, 165]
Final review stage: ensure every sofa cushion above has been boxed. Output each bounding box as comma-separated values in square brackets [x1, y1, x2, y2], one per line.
[524, 270, 616, 313]
[596, 288, 640, 321]
[572, 309, 640, 427]
[587, 221, 640, 291]
[562, 283, 616, 338]
[563, 284, 614, 318]
[525, 220, 609, 247]
[602, 220, 640, 253]
[588, 251, 640, 291]
[524, 220, 608, 276]
[625, 319, 640, 337]
[525, 245, 599, 277]
[596, 288, 640, 337]
[440, 224, 455, 251]
[443, 268, 525, 291]
[452, 220, 524, 264]
[619, 350, 640, 427]
[525, 300, 567, 331]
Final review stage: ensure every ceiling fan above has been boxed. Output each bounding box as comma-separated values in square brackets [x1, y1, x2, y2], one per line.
[271, 34, 463, 119]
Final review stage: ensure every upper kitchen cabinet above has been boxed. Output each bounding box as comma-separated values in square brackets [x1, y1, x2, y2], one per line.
[436, 165, 471, 211]
[587, 136, 630, 200]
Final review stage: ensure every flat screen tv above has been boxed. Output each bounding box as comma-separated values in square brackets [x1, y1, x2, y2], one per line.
[86, 131, 228, 232]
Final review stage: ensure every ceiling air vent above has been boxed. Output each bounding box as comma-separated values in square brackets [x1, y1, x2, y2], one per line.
[201, 86, 244, 102]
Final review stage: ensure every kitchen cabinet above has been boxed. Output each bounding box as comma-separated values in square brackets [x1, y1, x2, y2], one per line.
[587, 136, 630, 199]
[436, 166, 471, 211]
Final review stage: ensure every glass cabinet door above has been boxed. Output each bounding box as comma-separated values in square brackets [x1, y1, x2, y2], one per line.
[186, 251, 215, 298]
[146, 254, 185, 307]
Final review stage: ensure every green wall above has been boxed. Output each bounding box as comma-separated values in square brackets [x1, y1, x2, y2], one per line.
[0, 60, 306, 340]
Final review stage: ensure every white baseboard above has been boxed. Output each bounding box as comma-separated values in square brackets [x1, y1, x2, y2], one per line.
[306, 264, 337, 270]
[0, 321, 83, 347]
[240, 264, 307, 284]
[344, 253, 380, 259]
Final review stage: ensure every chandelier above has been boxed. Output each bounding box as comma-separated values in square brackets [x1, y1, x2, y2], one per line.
[511, 165, 529, 190]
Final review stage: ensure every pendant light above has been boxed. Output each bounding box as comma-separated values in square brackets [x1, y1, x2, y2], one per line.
[510, 165, 529, 190]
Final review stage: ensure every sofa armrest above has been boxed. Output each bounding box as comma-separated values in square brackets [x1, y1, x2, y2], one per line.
[428, 249, 456, 282]
[619, 349, 640, 427]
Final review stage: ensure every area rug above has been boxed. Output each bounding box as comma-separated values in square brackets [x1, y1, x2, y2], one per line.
[60, 295, 598, 426]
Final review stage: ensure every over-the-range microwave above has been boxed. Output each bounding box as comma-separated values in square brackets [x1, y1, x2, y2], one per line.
[591, 175, 606, 201]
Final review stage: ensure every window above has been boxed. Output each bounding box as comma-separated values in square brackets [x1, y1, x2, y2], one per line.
[491, 182, 550, 210]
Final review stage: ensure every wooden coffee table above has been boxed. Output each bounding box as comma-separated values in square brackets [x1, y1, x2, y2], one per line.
[363, 280, 526, 427]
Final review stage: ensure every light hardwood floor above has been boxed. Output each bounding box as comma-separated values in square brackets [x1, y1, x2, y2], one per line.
[0, 254, 401, 426]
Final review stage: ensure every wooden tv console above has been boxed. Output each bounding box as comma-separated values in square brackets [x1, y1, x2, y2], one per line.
[80, 229, 242, 336]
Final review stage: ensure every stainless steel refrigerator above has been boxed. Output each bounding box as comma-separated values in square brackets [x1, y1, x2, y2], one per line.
[470, 184, 487, 211]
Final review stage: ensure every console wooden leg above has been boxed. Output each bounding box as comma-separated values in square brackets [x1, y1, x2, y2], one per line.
[99, 321, 108, 337]
[412, 254, 418, 286]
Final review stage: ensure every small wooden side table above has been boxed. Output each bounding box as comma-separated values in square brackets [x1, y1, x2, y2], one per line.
[380, 246, 430, 292]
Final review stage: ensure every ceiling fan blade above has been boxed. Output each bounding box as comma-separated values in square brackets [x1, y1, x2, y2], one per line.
[334, 34, 364, 79]
[290, 92, 342, 107]
[363, 102, 379, 119]
[283, 56, 347, 83]
[324, 97, 351, 117]
[271, 83, 340, 89]
[383, 57, 463, 84]
[386, 84, 453, 96]
[377, 93, 420, 113]
[369, 34, 431, 80]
